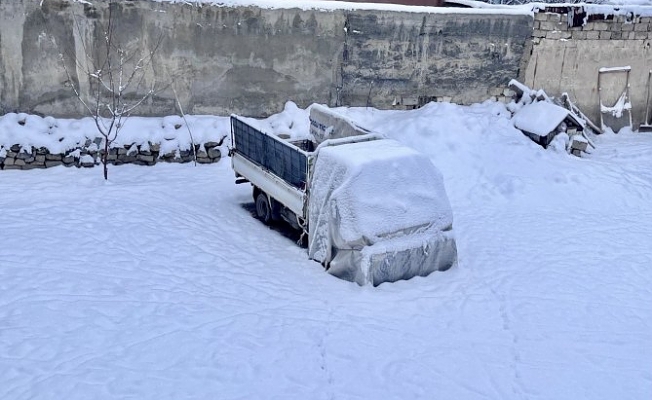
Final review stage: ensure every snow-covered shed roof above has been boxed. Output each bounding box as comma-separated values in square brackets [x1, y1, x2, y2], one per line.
[512, 101, 570, 137]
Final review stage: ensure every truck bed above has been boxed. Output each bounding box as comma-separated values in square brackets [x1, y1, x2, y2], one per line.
[230, 116, 313, 219]
[230, 116, 311, 190]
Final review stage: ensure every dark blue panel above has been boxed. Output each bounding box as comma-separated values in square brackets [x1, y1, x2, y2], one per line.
[231, 116, 308, 189]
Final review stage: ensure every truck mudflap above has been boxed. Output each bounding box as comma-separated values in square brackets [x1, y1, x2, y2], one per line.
[326, 228, 457, 287]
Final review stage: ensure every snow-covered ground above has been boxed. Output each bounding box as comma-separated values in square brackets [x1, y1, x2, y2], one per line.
[1, 101, 651, 399]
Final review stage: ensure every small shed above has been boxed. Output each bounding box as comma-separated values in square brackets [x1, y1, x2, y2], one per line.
[512, 101, 584, 148]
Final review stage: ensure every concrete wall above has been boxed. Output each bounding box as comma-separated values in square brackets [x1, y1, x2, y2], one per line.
[1, 1, 346, 117]
[524, 9, 652, 128]
[0, 0, 531, 118]
[341, 11, 531, 107]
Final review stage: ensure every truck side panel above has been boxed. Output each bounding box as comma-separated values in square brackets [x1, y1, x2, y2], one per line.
[231, 153, 305, 217]
[231, 117, 309, 189]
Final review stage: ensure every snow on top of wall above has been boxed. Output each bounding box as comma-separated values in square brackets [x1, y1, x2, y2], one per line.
[67, 0, 652, 20]
[145, 0, 652, 22]
[0, 112, 229, 155]
[149, 0, 652, 17]
[530, 2, 652, 17]
[152, 0, 533, 15]
[583, 4, 652, 18]
[599, 0, 652, 4]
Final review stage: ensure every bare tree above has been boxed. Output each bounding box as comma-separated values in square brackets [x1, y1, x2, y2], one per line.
[60, 0, 161, 180]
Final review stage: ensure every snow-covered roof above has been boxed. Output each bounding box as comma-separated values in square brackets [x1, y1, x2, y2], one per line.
[512, 101, 569, 137]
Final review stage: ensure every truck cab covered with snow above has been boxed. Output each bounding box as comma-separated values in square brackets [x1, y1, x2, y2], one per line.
[230, 105, 457, 286]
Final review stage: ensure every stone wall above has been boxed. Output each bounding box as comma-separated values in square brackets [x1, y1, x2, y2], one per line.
[524, 8, 652, 127]
[0, 0, 531, 118]
[0, 141, 222, 171]
[0, 112, 224, 171]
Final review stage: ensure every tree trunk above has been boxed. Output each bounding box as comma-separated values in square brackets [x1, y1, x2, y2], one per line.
[103, 139, 109, 180]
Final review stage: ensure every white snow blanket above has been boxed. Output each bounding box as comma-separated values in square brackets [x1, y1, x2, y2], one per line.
[307, 138, 457, 286]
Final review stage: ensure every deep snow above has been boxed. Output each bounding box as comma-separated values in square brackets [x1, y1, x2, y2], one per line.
[1, 101, 651, 399]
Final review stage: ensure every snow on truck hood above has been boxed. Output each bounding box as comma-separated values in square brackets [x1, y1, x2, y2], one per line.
[314, 138, 453, 243]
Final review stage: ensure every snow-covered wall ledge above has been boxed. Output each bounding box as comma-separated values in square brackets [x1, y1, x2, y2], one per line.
[0, 113, 228, 171]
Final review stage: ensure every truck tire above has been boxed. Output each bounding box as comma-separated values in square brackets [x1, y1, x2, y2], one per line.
[255, 192, 272, 224]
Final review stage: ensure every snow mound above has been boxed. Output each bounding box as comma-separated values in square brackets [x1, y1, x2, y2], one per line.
[0, 113, 230, 156]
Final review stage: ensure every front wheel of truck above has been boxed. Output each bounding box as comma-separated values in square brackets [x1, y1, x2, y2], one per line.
[255, 192, 272, 224]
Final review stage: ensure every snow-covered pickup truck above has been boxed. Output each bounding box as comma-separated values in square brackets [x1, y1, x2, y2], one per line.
[229, 105, 457, 286]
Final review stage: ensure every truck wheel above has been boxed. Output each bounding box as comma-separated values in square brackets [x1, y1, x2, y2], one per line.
[255, 192, 272, 224]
